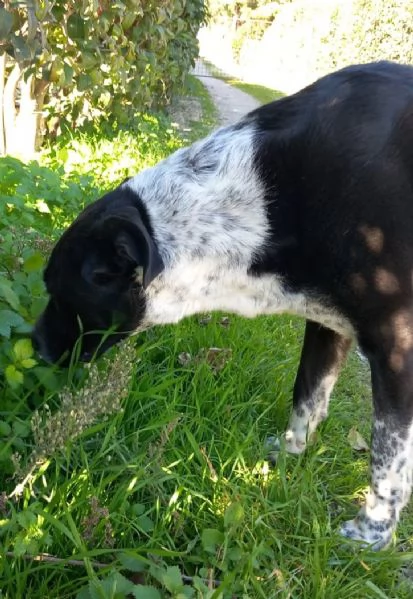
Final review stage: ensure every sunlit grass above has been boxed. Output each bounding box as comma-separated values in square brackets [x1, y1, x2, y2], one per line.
[200, 58, 284, 105]
[226, 80, 284, 105]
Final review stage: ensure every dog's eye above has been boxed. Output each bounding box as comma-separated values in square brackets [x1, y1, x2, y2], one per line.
[92, 272, 117, 286]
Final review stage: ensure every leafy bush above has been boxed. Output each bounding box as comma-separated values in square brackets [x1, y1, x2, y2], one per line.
[205, 0, 413, 93]
[231, 3, 278, 62]
[0, 111, 185, 443]
[0, 0, 207, 158]
[0, 157, 94, 392]
[306, 0, 413, 79]
[42, 113, 183, 186]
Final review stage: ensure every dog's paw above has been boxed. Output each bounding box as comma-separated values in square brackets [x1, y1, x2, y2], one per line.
[284, 428, 307, 454]
[339, 516, 394, 551]
[264, 432, 306, 465]
[264, 435, 281, 466]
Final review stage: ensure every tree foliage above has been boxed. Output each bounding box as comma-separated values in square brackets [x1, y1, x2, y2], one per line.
[204, 0, 413, 93]
[0, 0, 206, 158]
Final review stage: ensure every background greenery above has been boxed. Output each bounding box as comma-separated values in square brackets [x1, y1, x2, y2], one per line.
[0, 0, 206, 158]
[201, 0, 413, 94]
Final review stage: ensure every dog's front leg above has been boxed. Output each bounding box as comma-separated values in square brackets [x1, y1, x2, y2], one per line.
[340, 326, 413, 549]
[284, 321, 352, 454]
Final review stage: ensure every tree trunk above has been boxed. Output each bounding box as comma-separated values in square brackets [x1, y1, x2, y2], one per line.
[2, 60, 49, 160]
[33, 79, 48, 152]
[14, 74, 49, 159]
[0, 53, 5, 156]
[3, 61, 22, 157]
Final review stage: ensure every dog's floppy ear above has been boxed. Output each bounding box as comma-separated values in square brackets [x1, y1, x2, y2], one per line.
[84, 208, 164, 288]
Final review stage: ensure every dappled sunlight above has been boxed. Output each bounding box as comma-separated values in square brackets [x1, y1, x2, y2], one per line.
[388, 309, 413, 373]
[374, 267, 400, 295]
[359, 225, 384, 254]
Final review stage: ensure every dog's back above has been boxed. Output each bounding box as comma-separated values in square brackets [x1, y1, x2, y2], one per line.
[250, 62, 413, 325]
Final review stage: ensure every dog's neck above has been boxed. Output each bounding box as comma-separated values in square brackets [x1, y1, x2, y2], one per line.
[126, 123, 293, 326]
[127, 123, 269, 270]
[125, 115, 352, 337]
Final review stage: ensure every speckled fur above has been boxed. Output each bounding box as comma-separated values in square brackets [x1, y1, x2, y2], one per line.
[340, 419, 413, 548]
[284, 372, 338, 454]
[127, 125, 353, 336]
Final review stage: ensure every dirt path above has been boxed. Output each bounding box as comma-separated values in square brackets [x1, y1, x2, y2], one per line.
[193, 61, 261, 126]
[200, 76, 261, 125]
[169, 64, 261, 135]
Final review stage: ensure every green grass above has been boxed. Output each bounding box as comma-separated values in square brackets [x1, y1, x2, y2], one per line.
[176, 75, 218, 140]
[226, 80, 284, 105]
[1, 77, 413, 598]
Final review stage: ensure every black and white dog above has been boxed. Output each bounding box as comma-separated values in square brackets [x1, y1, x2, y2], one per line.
[33, 61, 413, 550]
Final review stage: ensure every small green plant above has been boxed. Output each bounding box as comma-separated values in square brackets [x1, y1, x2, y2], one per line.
[0, 156, 96, 400]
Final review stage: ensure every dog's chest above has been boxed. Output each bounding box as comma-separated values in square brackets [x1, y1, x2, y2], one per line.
[143, 259, 354, 338]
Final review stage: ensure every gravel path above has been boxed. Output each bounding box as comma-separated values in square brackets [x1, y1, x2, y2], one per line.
[194, 62, 261, 126]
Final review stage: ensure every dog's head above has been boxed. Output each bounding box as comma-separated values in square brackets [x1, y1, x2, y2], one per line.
[32, 185, 163, 364]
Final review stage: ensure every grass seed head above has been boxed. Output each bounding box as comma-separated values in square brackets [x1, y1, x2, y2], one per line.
[11, 340, 135, 496]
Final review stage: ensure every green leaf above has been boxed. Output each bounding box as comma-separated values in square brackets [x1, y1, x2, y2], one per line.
[0, 309, 24, 338]
[137, 514, 154, 532]
[17, 510, 37, 529]
[23, 252, 45, 273]
[161, 566, 183, 593]
[132, 586, 161, 599]
[12, 436, 26, 452]
[227, 545, 243, 561]
[78, 73, 93, 91]
[20, 358, 37, 369]
[5, 365, 24, 388]
[35, 199, 51, 214]
[63, 63, 74, 86]
[12, 420, 31, 438]
[67, 14, 87, 40]
[131, 503, 145, 516]
[0, 421, 12, 436]
[14, 533, 31, 557]
[87, 580, 104, 599]
[0, 8, 14, 39]
[75, 586, 92, 599]
[11, 33, 32, 62]
[27, 277, 46, 297]
[224, 502, 244, 529]
[14, 321, 33, 335]
[201, 528, 224, 553]
[33, 367, 60, 391]
[118, 551, 147, 572]
[180, 587, 195, 599]
[100, 571, 134, 596]
[0, 278, 20, 310]
[13, 338, 34, 362]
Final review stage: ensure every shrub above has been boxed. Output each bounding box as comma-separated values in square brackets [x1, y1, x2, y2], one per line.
[0, 0, 207, 158]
